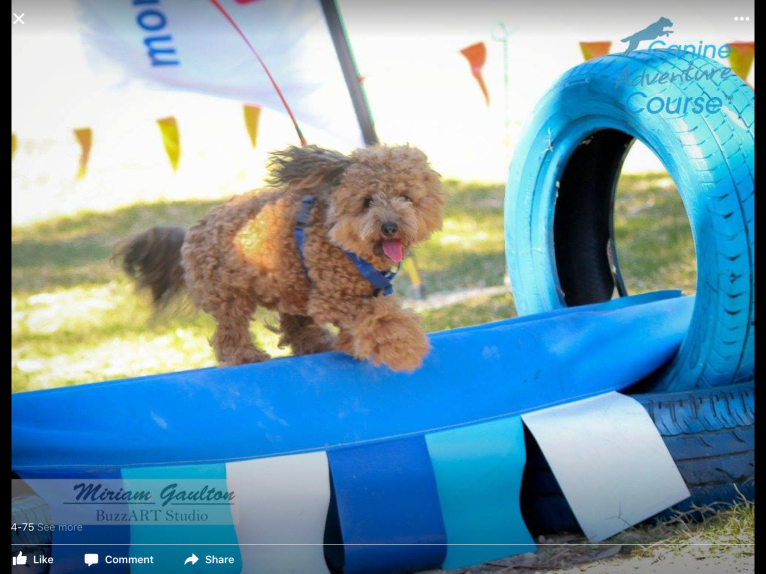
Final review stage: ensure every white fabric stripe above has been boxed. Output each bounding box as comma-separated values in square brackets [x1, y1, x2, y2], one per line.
[226, 452, 331, 574]
[521, 392, 690, 542]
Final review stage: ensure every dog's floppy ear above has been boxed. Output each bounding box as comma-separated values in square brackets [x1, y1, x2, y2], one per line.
[267, 145, 352, 189]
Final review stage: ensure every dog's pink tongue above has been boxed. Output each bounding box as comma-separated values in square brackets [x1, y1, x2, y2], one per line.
[382, 239, 404, 262]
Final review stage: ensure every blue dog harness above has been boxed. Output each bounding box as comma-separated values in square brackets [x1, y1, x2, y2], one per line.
[294, 195, 399, 296]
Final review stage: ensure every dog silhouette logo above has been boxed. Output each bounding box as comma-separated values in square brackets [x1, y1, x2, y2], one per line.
[621, 17, 674, 53]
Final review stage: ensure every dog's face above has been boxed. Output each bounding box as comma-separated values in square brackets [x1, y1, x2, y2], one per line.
[327, 146, 443, 267]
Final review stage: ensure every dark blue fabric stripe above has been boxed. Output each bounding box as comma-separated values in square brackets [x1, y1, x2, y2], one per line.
[327, 436, 447, 574]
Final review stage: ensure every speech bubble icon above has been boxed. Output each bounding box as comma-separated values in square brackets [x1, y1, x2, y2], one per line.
[84, 554, 99, 567]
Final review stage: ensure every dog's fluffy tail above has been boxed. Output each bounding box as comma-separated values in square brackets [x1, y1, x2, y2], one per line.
[114, 226, 187, 311]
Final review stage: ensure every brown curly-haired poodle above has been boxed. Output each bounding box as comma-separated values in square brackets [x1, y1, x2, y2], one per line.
[116, 145, 443, 372]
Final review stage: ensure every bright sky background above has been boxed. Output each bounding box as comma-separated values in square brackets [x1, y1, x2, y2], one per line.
[11, 0, 755, 223]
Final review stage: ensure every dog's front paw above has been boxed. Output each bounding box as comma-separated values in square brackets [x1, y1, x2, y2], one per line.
[377, 331, 429, 372]
[218, 347, 271, 367]
[355, 313, 430, 372]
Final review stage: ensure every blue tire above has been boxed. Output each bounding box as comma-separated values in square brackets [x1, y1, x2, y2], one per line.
[505, 50, 754, 391]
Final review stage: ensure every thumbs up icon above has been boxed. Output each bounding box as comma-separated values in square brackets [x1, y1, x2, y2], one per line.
[12, 552, 28, 566]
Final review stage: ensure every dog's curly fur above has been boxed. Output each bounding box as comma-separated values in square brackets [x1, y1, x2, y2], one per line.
[115, 144, 443, 371]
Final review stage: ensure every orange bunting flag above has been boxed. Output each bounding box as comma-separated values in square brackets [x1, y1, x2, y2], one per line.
[73, 128, 93, 179]
[728, 42, 755, 83]
[460, 42, 490, 106]
[243, 104, 262, 148]
[580, 41, 612, 61]
[12, 133, 18, 160]
[157, 116, 181, 172]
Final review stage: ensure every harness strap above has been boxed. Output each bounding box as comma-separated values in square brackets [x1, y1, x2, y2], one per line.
[294, 196, 399, 296]
[343, 252, 399, 296]
[294, 195, 316, 275]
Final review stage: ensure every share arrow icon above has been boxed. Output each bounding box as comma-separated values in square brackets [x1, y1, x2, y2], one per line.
[184, 554, 199, 565]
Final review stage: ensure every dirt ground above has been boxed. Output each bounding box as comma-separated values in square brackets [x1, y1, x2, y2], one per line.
[433, 536, 754, 574]
[429, 504, 755, 574]
[427, 538, 754, 574]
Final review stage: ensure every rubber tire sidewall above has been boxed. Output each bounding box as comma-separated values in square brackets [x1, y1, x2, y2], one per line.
[505, 50, 755, 391]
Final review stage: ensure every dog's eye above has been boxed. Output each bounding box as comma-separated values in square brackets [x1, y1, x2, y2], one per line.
[402, 195, 412, 203]
[363, 197, 373, 210]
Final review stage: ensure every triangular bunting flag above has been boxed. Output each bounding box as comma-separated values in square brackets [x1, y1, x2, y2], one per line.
[580, 41, 612, 61]
[728, 42, 755, 83]
[73, 128, 93, 179]
[156, 117, 181, 172]
[243, 105, 262, 148]
[460, 42, 490, 106]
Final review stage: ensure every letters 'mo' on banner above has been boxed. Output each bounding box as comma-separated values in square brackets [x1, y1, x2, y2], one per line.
[73, 0, 366, 147]
[579, 41, 612, 61]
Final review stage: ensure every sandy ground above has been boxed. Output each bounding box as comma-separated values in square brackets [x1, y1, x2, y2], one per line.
[427, 531, 754, 574]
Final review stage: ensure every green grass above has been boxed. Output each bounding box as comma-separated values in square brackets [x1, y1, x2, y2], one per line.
[12, 174, 694, 392]
[613, 500, 755, 553]
[414, 179, 507, 293]
[614, 172, 697, 295]
[609, 500, 756, 569]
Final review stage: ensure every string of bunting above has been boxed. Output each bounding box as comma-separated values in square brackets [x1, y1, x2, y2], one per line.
[11, 41, 753, 175]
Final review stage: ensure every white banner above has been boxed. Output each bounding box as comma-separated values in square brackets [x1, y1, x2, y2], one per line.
[73, 0, 364, 146]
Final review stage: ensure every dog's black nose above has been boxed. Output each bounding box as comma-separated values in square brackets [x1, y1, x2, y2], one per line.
[381, 222, 398, 237]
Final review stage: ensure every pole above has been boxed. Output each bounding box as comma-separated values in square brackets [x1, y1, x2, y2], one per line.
[320, 0, 379, 146]
[492, 23, 512, 161]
